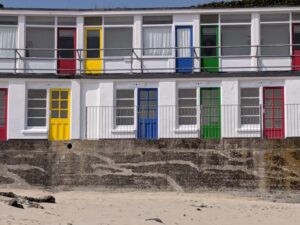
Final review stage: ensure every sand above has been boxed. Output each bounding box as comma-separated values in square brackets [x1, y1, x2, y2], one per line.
[0, 189, 299, 225]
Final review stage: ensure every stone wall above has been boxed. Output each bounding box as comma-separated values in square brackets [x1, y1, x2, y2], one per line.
[0, 139, 300, 192]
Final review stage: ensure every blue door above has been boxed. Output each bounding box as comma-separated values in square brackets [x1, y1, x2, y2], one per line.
[138, 89, 158, 140]
[176, 26, 193, 73]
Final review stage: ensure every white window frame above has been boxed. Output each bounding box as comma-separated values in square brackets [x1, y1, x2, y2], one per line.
[177, 88, 197, 127]
[115, 89, 135, 128]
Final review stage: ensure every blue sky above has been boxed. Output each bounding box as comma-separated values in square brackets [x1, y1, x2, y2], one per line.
[0, 0, 221, 9]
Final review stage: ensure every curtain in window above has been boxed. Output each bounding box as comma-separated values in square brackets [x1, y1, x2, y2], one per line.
[0, 27, 17, 58]
[177, 28, 191, 57]
[143, 27, 171, 56]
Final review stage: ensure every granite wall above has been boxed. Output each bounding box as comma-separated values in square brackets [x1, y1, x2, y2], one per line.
[0, 139, 299, 192]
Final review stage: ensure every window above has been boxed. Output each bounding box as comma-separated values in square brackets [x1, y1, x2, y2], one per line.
[261, 24, 289, 56]
[261, 14, 289, 22]
[143, 16, 173, 25]
[0, 16, 18, 25]
[84, 17, 102, 26]
[104, 27, 133, 57]
[26, 27, 55, 57]
[57, 17, 76, 26]
[26, 16, 55, 25]
[27, 89, 47, 127]
[116, 90, 134, 125]
[104, 16, 134, 25]
[240, 88, 260, 125]
[221, 25, 251, 56]
[201, 14, 218, 23]
[0, 27, 17, 58]
[86, 30, 100, 58]
[143, 27, 172, 56]
[221, 14, 251, 23]
[292, 13, 300, 21]
[178, 89, 197, 125]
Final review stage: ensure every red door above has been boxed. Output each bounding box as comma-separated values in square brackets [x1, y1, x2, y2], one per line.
[263, 87, 284, 139]
[0, 89, 7, 141]
[292, 24, 300, 71]
[57, 28, 76, 74]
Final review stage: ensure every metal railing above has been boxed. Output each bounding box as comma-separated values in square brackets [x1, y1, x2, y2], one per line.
[0, 44, 300, 74]
[85, 104, 300, 140]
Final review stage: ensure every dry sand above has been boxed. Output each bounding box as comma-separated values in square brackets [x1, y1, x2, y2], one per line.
[0, 189, 299, 225]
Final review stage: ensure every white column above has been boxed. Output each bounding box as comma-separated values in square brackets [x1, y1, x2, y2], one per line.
[193, 14, 200, 72]
[251, 13, 260, 71]
[71, 79, 81, 139]
[7, 79, 26, 139]
[76, 16, 84, 74]
[133, 15, 142, 73]
[17, 15, 26, 73]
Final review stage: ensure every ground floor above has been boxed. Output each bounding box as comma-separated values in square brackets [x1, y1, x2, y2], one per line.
[0, 189, 299, 225]
[1, 75, 300, 140]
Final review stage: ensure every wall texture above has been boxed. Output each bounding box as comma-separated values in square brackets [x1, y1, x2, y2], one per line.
[0, 139, 300, 192]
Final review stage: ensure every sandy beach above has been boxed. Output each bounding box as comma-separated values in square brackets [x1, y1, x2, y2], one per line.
[0, 189, 299, 225]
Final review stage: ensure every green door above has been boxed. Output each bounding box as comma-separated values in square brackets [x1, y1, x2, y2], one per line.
[201, 26, 219, 72]
[200, 88, 221, 139]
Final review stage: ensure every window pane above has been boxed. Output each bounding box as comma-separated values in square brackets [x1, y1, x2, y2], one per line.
[241, 88, 259, 98]
[104, 16, 134, 25]
[221, 14, 251, 23]
[27, 118, 46, 127]
[179, 117, 197, 125]
[116, 100, 134, 107]
[28, 100, 47, 108]
[241, 117, 260, 125]
[201, 14, 218, 23]
[240, 88, 260, 125]
[143, 27, 172, 56]
[0, 27, 17, 58]
[61, 91, 68, 99]
[28, 109, 46, 117]
[292, 13, 300, 21]
[60, 111, 68, 118]
[116, 118, 134, 126]
[84, 17, 102, 26]
[104, 27, 133, 57]
[201, 26, 218, 57]
[26, 16, 55, 25]
[0, 16, 18, 25]
[116, 89, 134, 126]
[116, 90, 134, 99]
[178, 89, 196, 98]
[222, 26, 251, 56]
[28, 89, 47, 99]
[261, 24, 290, 56]
[86, 30, 100, 58]
[26, 27, 55, 58]
[57, 17, 76, 26]
[261, 14, 289, 22]
[178, 88, 197, 125]
[143, 16, 173, 24]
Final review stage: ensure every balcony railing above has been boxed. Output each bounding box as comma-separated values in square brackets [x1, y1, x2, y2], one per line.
[0, 44, 300, 74]
[85, 104, 300, 140]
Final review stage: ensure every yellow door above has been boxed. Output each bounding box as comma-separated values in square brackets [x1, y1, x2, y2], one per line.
[85, 28, 103, 74]
[49, 89, 70, 140]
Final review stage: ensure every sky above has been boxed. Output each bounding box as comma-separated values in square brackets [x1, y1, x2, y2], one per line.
[0, 0, 221, 9]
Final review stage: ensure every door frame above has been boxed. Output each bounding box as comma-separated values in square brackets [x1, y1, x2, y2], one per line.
[175, 25, 194, 73]
[57, 28, 77, 74]
[263, 87, 285, 139]
[0, 88, 7, 141]
[137, 88, 158, 140]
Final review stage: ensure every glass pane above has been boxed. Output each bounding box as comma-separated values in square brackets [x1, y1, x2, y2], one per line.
[149, 91, 157, 99]
[58, 30, 75, 58]
[178, 89, 196, 98]
[261, 14, 289, 22]
[104, 16, 134, 25]
[274, 119, 282, 128]
[84, 17, 102, 26]
[179, 99, 196, 107]
[264, 89, 273, 98]
[116, 100, 134, 107]
[26, 16, 55, 25]
[143, 16, 173, 24]
[201, 116, 210, 125]
[241, 107, 260, 116]
[28, 109, 46, 117]
[265, 100, 273, 107]
[51, 91, 59, 99]
[116, 117, 134, 125]
[139, 91, 148, 99]
[221, 26, 251, 56]
[116, 108, 134, 117]
[27, 118, 46, 127]
[201, 14, 218, 23]
[292, 13, 300, 21]
[60, 101, 68, 109]
[274, 99, 282, 106]
[104, 27, 133, 56]
[210, 89, 219, 98]
[179, 108, 197, 116]
[241, 88, 259, 98]
[0, 16, 18, 25]
[117, 90, 134, 99]
[57, 17, 76, 26]
[201, 26, 217, 57]
[28, 89, 47, 99]
[60, 110, 68, 118]
[241, 98, 259, 106]
[274, 89, 282, 98]
[52, 101, 59, 109]
[28, 100, 46, 108]
[51, 110, 59, 118]
[61, 91, 68, 99]
[87, 30, 100, 58]
[241, 116, 260, 125]
[274, 108, 282, 118]
[26, 28, 55, 58]
[265, 108, 273, 117]
[221, 14, 251, 23]
[177, 28, 191, 57]
[179, 117, 197, 125]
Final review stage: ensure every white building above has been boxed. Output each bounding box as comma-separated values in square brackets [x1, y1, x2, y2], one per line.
[0, 6, 300, 141]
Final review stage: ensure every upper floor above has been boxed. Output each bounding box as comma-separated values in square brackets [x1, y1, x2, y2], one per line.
[1, 7, 300, 75]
